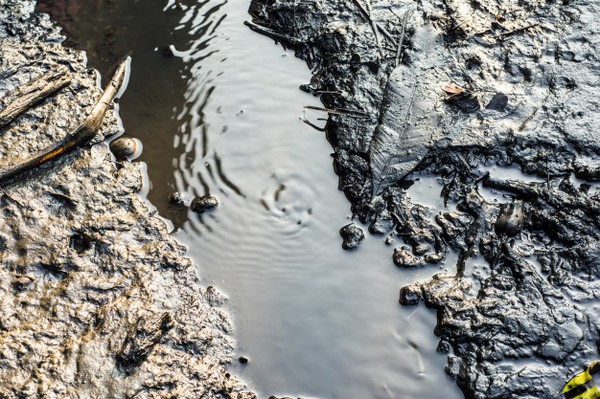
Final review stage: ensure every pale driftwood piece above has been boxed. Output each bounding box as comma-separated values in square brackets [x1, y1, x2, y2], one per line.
[0, 67, 71, 129]
[0, 59, 128, 185]
[395, 10, 412, 67]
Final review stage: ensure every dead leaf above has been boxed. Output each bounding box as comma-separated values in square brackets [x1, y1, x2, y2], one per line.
[369, 66, 440, 196]
[442, 83, 464, 95]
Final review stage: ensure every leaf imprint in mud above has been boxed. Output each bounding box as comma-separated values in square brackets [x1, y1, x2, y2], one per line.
[370, 66, 440, 196]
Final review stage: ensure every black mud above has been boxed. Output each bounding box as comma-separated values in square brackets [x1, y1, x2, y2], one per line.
[246, 0, 600, 397]
[0, 1, 254, 398]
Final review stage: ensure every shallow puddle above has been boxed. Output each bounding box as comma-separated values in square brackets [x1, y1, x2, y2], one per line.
[38, 0, 464, 398]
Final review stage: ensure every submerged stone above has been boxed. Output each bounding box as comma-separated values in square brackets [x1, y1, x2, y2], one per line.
[339, 223, 364, 250]
[109, 137, 138, 161]
[191, 194, 220, 213]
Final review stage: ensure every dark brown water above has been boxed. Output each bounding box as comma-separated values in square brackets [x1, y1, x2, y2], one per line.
[38, 1, 464, 398]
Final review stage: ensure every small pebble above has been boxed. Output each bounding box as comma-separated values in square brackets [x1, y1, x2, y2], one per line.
[425, 253, 443, 264]
[238, 356, 249, 364]
[190, 195, 219, 214]
[110, 137, 138, 161]
[399, 285, 421, 305]
[339, 223, 365, 250]
[393, 247, 420, 268]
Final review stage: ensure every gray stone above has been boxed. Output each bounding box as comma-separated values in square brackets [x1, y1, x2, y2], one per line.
[109, 137, 138, 161]
[191, 194, 219, 214]
[339, 223, 364, 250]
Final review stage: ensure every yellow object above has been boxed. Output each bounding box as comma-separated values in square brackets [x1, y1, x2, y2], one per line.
[563, 362, 600, 399]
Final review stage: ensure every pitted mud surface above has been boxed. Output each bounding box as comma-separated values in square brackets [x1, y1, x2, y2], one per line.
[0, 1, 254, 398]
[247, 0, 600, 397]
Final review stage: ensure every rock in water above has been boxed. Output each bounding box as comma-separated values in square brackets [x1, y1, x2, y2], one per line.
[191, 194, 219, 213]
[339, 223, 365, 250]
[238, 356, 249, 364]
[110, 137, 138, 161]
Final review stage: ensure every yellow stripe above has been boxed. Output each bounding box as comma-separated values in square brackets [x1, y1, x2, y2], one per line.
[41, 147, 65, 162]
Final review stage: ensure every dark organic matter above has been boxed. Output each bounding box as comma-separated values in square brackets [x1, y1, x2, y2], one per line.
[247, 0, 600, 397]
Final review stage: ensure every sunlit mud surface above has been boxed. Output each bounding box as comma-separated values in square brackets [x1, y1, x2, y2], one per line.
[38, 0, 464, 398]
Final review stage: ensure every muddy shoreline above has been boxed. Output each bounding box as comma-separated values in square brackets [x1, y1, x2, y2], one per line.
[0, 1, 254, 397]
[247, 0, 600, 397]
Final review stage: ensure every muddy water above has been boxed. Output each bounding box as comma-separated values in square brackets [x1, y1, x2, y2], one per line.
[38, 1, 463, 398]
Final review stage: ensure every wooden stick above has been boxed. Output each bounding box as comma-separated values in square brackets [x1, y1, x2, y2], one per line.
[304, 105, 368, 117]
[0, 58, 128, 185]
[352, 0, 397, 47]
[244, 20, 303, 46]
[395, 10, 412, 67]
[364, 0, 383, 56]
[0, 67, 71, 129]
[493, 24, 538, 40]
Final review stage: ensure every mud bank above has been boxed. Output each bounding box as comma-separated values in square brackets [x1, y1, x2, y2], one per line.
[247, 0, 600, 397]
[0, 1, 254, 398]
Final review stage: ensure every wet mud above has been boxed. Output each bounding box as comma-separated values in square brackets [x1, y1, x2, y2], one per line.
[0, 1, 254, 398]
[247, 0, 600, 397]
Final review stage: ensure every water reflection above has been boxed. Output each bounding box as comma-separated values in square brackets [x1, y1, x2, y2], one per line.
[37, 0, 230, 226]
[38, 1, 464, 398]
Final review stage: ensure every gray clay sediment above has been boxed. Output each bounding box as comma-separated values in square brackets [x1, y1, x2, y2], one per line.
[0, 1, 254, 398]
[247, 0, 600, 397]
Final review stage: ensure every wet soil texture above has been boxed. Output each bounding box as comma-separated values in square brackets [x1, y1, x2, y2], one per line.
[0, 1, 254, 398]
[247, 0, 600, 397]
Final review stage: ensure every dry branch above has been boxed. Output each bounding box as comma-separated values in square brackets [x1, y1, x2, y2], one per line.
[395, 10, 412, 67]
[244, 20, 303, 46]
[0, 67, 71, 129]
[352, 0, 397, 47]
[0, 58, 128, 185]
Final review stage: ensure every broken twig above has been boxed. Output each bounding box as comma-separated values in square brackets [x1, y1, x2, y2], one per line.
[244, 20, 303, 46]
[304, 105, 368, 117]
[395, 9, 412, 67]
[301, 117, 326, 132]
[493, 24, 539, 40]
[352, 0, 397, 47]
[0, 67, 71, 129]
[364, 0, 383, 56]
[0, 58, 128, 185]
